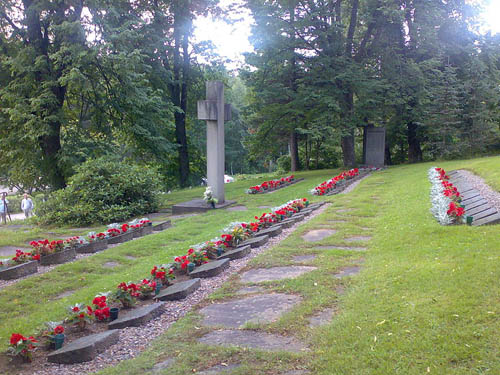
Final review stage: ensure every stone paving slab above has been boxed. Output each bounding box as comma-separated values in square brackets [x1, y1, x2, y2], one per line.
[218, 245, 251, 261]
[0, 246, 30, 257]
[344, 236, 372, 243]
[190, 259, 230, 278]
[472, 212, 500, 226]
[236, 286, 265, 295]
[198, 364, 241, 374]
[258, 225, 283, 238]
[103, 261, 120, 269]
[240, 266, 316, 283]
[47, 330, 120, 364]
[150, 358, 175, 374]
[108, 302, 164, 330]
[300, 209, 313, 217]
[280, 218, 296, 228]
[156, 278, 201, 301]
[334, 266, 362, 278]
[302, 229, 336, 242]
[200, 293, 302, 328]
[238, 235, 269, 248]
[462, 196, 484, 206]
[293, 255, 317, 262]
[226, 205, 248, 211]
[198, 329, 307, 353]
[461, 191, 481, 200]
[314, 246, 367, 252]
[308, 307, 336, 327]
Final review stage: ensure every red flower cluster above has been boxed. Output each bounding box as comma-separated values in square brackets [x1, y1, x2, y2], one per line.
[11, 249, 39, 264]
[447, 202, 465, 218]
[121, 223, 129, 232]
[118, 282, 140, 297]
[107, 228, 121, 237]
[312, 169, 359, 195]
[435, 168, 465, 219]
[92, 296, 110, 321]
[10, 333, 37, 347]
[30, 239, 64, 255]
[247, 175, 295, 194]
[54, 325, 64, 335]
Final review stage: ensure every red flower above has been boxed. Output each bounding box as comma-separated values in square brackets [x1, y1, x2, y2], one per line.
[10, 333, 25, 346]
[72, 306, 80, 312]
[54, 326, 64, 334]
[187, 248, 194, 255]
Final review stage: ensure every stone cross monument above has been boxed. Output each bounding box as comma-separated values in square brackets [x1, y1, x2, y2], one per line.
[197, 81, 232, 203]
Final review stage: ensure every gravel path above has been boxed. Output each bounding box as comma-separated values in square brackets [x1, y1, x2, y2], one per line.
[458, 170, 500, 212]
[30, 203, 331, 375]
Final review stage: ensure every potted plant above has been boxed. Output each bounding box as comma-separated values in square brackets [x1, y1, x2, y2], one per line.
[203, 186, 218, 208]
[112, 282, 139, 308]
[66, 303, 94, 331]
[187, 248, 209, 266]
[44, 322, 65, 350]
[7, 333, 39, 362]
[151, 265, 175, 287]
[138, 279, 156, 299]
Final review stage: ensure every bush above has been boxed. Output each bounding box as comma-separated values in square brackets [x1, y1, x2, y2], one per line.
[36, 158, 161, 226]
[276, 155, 291, 173]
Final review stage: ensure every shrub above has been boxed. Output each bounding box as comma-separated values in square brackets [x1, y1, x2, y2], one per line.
[36, 158, 161, 226]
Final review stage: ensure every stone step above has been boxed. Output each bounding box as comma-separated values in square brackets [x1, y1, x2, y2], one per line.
[238, 235, 269, 248]
[471, 207, 498, 221]
[190, 259, 230, 278]
[466, 203, 492, 216]
[300, 209, 313, 217]
[463, 198, 489, 209]
[257, 225, 283, 238]
[156, 279, 201, 301]
[108, 302, 164, 330]
[461, 193, 481, 202]
[472, 212, 500, 226]
[218, 245, 251, 261]
[279, 218, 296, 228]
[47, 330, 120, 364]
[292, 214, 305, 221]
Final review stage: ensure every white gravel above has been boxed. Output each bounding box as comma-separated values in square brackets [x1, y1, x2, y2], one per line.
[457, 170, 500, 212]
[30, 203, 331, 375]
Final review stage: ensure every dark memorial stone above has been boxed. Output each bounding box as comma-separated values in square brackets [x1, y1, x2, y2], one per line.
[218, 245, 251, 260]
[362, 125, 385, 167]
[108, 231, 134, 244]
[156, 279, 201, 301]
[189, 258, 230, 278]
[47, 330, 120, 364]
[108, 303, 164, 330]
[472, 212, 500, 226]
[466, 204, 491, 216]
[238, 235, 269, 248]
[258, 225, 283, 238]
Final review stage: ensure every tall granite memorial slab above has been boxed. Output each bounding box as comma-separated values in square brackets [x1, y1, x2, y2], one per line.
[362, 125, 385, 167]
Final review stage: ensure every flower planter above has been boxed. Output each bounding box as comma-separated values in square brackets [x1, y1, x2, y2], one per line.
[142, 225, 153, 236]
[0, 260, 38, 280]
[132, 227, 145, 238]
[40, 248, 77, 266]
[54, 334, 65, 350]
[76, 239, 108, 254]
[108, 231, 134, 244]
[153, 221, 171, 231]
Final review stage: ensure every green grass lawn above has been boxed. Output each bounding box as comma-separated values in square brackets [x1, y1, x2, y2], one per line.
[91, 157, 498, 375]
[0, 157, 498, 374]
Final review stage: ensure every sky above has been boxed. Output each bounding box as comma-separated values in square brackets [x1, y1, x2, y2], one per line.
[194, 0, 500, 69]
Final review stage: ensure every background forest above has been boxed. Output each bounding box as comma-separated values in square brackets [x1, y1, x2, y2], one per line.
[1, 0, 499, 193]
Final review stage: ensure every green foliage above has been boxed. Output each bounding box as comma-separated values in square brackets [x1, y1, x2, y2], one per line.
[36, 158, 161, 226]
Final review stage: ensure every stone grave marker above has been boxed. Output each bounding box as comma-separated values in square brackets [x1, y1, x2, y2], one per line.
[362, 125, 386, 167]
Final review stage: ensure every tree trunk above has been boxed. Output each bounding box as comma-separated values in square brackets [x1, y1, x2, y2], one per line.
[290, 131, 300, 171]
[407, 122, 423, 163]
[385, 143, 392, 166]
[171, 3, 190, 187]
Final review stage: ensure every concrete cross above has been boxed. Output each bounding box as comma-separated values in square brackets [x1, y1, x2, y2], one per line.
[197, 81, 232, 203]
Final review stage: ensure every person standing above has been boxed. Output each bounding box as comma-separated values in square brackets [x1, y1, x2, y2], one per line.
[21, 193, 34, 218]
[0, 192, 9, 224]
